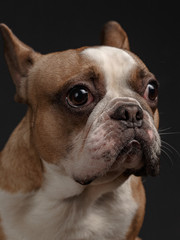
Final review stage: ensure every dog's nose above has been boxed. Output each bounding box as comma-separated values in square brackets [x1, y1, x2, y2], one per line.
[111, 104, 143, 128]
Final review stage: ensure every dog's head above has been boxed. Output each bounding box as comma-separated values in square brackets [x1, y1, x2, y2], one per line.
[0, 21, 161, 186]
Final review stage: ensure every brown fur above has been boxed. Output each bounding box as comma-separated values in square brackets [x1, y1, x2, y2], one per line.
[0, 219, 6, 240]
[101, 21, 130, 50]
[0, 112, 43, 193]
[126, 176, 146, 240]
[0, 21, 159, 240]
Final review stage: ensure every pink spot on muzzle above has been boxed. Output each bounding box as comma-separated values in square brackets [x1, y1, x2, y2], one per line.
[147, 129, 154, 140]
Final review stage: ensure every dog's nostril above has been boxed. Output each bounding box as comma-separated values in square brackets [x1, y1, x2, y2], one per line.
[124, 109, 129, 121]
[119, 109, 130, 121]
[136, 109, 143, 121]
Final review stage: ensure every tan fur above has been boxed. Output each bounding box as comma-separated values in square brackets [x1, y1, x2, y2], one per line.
[0, 111, 43, 193]
[0, 219, 6, 240]
[126, 176, 146, 240]
[101, 21, 130, 50]
[0, 22, 160, 240]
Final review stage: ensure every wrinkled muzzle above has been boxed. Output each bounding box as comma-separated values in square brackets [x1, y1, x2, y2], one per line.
[66, 97, 161, 185]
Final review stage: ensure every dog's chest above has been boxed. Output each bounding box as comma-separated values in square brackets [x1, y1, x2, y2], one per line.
[0, 172, 137, 240]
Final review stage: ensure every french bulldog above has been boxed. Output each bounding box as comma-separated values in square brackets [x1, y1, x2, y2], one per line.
[0, 21, 161, 240]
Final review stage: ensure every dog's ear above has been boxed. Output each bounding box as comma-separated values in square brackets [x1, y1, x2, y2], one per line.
[101, 21, 130, 50]
[0, 24, 40, 103]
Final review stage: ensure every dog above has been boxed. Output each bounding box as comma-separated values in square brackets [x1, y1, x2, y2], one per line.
[0, 21, 161, 240]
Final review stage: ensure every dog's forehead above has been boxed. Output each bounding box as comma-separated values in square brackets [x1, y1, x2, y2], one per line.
[29, 46, 148, 101]
[82, 46, 137, 97]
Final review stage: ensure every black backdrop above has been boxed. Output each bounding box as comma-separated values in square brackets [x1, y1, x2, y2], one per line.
[0, 1, 180, 239]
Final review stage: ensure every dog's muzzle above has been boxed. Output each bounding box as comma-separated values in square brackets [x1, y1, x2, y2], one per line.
[109, 101, 160, 177]
[71, 98, 161, 185]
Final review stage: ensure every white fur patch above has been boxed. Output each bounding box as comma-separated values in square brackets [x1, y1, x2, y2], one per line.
[82, 46, 137, 98]
[0, 161, 137, 240]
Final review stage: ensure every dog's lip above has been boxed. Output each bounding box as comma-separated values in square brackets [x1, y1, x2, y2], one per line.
[120, 139, 141, 155]
[110, 139, 143, 171]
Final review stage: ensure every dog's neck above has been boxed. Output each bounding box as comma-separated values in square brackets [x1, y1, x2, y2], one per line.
[0, 171, 136, 240]
[0, 110, 43, 193]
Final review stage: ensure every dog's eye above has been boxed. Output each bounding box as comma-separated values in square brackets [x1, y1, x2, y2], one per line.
[144, 81, 158, 102]
[66, 85, 93, 108]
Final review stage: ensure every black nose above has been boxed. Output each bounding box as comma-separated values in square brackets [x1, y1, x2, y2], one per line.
[111, 104, 143, 128]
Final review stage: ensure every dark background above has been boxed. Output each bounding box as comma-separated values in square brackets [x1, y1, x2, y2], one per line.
[0, 1, 180, 239]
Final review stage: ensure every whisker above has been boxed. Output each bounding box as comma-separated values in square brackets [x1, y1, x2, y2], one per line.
[161, 144, 174, 155]
[161, 140, 180, 159]
[161, 148, 173, 166]
[160, 132, 180, 136]
[158, 127, 172, 133]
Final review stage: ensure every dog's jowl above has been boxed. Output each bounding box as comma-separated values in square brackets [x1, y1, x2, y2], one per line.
[0, 21, 161, 240]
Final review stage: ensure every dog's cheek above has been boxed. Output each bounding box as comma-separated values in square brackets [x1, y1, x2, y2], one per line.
[32, 105, 89, 164]
[32, 109, 70, 163]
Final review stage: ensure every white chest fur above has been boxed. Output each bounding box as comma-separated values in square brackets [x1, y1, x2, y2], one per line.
[0, 162, 137, 240]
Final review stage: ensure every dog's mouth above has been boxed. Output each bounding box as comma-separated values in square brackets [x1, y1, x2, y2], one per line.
[119, 139, 142, 160]
[111, 136, 160, 177]
[74, 132, 160, 186]
[113, 140, 159, 186]
[116, 139, 143, 167]
[109, 139, 142, 170]
[71, 112, 161, 186]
